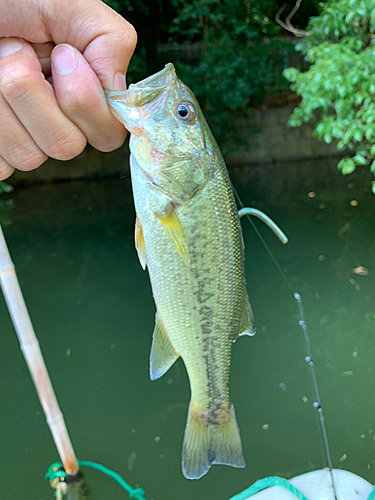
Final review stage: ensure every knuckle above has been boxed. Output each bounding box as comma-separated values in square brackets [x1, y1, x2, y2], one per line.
[124, 24, 137, 49]
[93, 130, 126, 153]
[10, 148, 47, 171]
[48, 130, 87, 160]
[62, 91, 93, 117]
[1, 69, 34, 102]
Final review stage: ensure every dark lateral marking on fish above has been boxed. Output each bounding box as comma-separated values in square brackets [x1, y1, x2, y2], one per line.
[202, 331, 226, 414]
[194, 286, 214, 305]
[195, 274, 226, 411]
[208, 407, 229, 425]
[187, 205, 233, 415]
[199, 304, 213, 317]
[201, 321, 211, 338]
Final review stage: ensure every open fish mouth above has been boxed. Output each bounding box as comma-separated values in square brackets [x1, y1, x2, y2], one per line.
[105, 63, 177, 107]
[132, 63, 177, 89]
[126, 63, 177, 107]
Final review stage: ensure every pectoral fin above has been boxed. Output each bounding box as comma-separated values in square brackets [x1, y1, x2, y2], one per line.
[135, 216, 147, 270]
[150, 314, 179, 380]
[155, 203, 189, 264]
[234, 295, 256, 340]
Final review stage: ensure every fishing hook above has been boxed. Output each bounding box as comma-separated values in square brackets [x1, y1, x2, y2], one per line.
[238, 208, 288, 244]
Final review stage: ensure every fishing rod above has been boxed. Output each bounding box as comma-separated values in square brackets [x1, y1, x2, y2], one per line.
[1, 224, 150, 500]
[234, 186, 338, 500]
[0, 225, 80, 487]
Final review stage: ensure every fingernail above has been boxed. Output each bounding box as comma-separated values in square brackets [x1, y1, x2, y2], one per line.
[114, 72, 127, 91]
[52, 44, 78, 76]
[0, 38, 23, 57]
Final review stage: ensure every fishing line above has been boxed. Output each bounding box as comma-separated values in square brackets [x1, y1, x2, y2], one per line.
[232, 185, 338, 500]
[295, 293, 335, 478]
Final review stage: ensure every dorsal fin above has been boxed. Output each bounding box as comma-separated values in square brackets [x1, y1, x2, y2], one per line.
[150, 314, 179, 380]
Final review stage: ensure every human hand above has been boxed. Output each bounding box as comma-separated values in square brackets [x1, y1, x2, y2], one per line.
[0, 0, 137, 180]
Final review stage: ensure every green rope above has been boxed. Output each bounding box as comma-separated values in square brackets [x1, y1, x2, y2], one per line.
[229, 477, 310, 500]
[46, 461, 151, 500]
[229, 475, 375, 500]
[77, 460, 149, 500]
[45, 462, 375, 500]
[46, 463, 68, 481]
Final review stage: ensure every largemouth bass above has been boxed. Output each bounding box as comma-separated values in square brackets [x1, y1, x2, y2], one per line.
[106, 63, 255, 480]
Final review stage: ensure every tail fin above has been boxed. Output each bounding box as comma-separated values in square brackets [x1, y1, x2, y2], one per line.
[182, 402, 245, 480]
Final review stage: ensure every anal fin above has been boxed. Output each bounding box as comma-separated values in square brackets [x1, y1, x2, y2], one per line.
[235, 294, 256, 340]
[150, 314, 179, 380]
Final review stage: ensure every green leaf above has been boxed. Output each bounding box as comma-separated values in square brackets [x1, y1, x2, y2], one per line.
[353, 154, 367, 165]
[283, 68, 298, 82]
[316, 122, 326, 135]
[0, 182, 13, 194]
[365, 128, 375, 140]
[338, 157, 356, 175]
[353, 130, 363, 142]
[345, 11, 355, 23]
[324, 133, 332, 144]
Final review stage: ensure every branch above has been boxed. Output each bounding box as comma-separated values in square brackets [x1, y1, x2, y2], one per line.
[276, 1, 312, 38]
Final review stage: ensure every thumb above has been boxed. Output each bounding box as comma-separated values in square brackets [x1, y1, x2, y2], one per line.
[50, 0, 137, 90]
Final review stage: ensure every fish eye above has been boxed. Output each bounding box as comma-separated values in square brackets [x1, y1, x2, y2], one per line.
[176, 102, 195, 121]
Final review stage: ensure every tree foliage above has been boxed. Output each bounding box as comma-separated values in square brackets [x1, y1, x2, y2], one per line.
[169, 0, 295, 143]
[103, 0, 321, 146]
[0, 182, 12, 195]
[104, 0, 303, 144]
[283, 0, 375, 190]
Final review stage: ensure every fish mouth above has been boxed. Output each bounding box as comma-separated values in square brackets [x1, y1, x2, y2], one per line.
[134, 63, 177, 89]
[106, 63, 177, 108]
[127, 63, 177, 106]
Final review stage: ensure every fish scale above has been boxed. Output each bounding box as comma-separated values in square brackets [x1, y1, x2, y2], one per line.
[106, 63, 255, 480]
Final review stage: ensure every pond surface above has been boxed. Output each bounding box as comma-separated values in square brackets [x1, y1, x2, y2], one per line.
[1, 161, 375, 499]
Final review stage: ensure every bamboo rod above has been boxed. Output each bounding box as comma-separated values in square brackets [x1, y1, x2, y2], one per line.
[0, 225, 79, 475]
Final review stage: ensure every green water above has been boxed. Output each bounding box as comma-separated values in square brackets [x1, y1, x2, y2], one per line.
[1, 162, 375, 499]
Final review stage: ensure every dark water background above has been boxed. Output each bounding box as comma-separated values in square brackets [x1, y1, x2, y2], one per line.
[1, 159, 375, 499]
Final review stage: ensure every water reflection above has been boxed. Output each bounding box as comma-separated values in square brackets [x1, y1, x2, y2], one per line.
[1, 163, 375, 499]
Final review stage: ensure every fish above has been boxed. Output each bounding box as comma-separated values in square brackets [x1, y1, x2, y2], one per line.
[105, 63, 255, 480]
